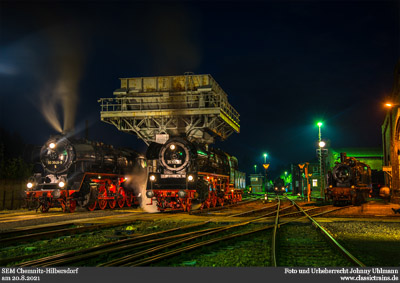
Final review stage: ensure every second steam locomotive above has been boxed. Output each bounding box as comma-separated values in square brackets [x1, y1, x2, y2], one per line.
[26, 135, 147, 212]
[145, 137, 245, 212]
[326, 153, 372, 206]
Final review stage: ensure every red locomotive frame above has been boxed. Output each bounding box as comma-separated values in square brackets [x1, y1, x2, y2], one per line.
[26, 173, 139, 213]
[147, 172, 242, 212]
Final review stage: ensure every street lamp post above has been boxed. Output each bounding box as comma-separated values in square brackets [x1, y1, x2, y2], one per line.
[254, 165, 257, 174]
[384, 102, 399, 202]
[263, 153, 268, 192]
[317, 122, 325, 199]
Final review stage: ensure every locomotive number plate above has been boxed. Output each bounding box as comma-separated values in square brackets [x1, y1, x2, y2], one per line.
[161, 174, 185, 178]
[167, 160, 182, 164]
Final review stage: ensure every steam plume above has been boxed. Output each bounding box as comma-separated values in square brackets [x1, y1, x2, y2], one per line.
[125, 165, 159, 213]
[40, 23, 86, 133]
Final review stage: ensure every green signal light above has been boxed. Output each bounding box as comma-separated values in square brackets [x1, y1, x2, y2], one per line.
[197, 150, 207, 156]
[317, 122, 323, 127]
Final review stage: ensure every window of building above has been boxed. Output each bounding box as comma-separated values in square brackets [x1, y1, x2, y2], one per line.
[312, 179, 318, 187]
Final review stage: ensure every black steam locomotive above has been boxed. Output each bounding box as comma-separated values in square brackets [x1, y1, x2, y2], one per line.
[145, 137, 245, 212]
[273, 177, 286, 194]
[326, 153, 372, 206]
[26, 135, 146, 212]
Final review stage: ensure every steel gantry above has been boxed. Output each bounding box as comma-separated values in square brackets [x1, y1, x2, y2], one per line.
[98, 73, 240, 145]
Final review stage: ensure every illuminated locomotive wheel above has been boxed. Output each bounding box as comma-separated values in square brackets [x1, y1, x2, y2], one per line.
[125, 192, 133, 207]
[87, 201, 97, 211]
[68, 200, 77, 213]
[98, 199, 107, 210]
[98, 186, 108, 210]
[117, 188, 126, 208]
[211, 195, 217, 207]
[41, 202, 50, 213]
[186, 199, 192, 212]
[204, 199, 211, 209]
[156, 198, 166, 212]
[108, 199, 117, 209]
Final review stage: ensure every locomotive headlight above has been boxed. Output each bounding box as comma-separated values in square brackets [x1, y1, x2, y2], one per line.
[178, 190, 187, 198]
[187, 175, 194, 182]
[146, 190, 154, 198]
[170, 144, 176, 150]
[58, 181, 65, 188]
[27, 182, 33, 189]
[150, 175, 156, 182]
[49, 142, 56, 149]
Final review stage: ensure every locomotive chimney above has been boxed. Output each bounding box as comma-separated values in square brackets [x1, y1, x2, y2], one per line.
[340, 152, 347, 163]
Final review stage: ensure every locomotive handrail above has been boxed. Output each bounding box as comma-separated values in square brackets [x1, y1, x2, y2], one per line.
[98, 92, 240, 125]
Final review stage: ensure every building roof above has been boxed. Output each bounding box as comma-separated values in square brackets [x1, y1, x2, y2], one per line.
[330, 147, 383, 158]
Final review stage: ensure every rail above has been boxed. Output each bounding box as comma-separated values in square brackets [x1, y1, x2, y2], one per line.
[286, 198, 365, 267]
[271, 197, 280, 267]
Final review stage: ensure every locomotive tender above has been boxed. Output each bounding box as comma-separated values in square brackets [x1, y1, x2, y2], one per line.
[326, 152, 372, 206]
[145, 137, 245, 212]
[26, 135, 146, 212]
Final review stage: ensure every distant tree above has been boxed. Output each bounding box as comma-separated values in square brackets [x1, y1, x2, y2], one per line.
[0, 127, 33, 179]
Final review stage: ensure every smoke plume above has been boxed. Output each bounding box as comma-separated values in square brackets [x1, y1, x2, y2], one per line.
[40, 23, 86, 133]
[125, 164, 159, 213]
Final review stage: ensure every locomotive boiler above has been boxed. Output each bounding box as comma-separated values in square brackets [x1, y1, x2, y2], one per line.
[25, 135, 146, 212]
[145, 137, 245, 212]
[326, 152, 372, 206]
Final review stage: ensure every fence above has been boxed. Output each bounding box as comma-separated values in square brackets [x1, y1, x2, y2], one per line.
[0, 179, 26, 210]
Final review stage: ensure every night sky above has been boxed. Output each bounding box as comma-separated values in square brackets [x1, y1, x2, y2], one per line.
[0, 1, 398, 177]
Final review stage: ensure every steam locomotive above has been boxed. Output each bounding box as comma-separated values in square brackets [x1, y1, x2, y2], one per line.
[326, 153, 372, 206]
[145, 137, 245, 212]
[273, 178, 286, 194]
[25, 135, 146, 212]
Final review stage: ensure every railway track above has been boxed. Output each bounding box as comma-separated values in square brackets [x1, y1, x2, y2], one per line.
[14, 200, 347, 267]
[0, 213, 151, 246]
[271, 198, 365, 267]
[188, 197, 260, 216]
[1, 198, 356, 267]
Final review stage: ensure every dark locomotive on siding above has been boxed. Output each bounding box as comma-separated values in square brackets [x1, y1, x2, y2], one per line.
[273, 177, 286, 194]
[145, 137, 246, 212]
[326, 152, 372, 206]
[26, 135, 146, 212]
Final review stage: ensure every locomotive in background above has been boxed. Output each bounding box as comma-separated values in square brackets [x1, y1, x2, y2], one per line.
[273, 177, 286, 194]
[326, 152, 372, 206]
[26, 135, 146, 212]
[145, 137, 245, 212]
